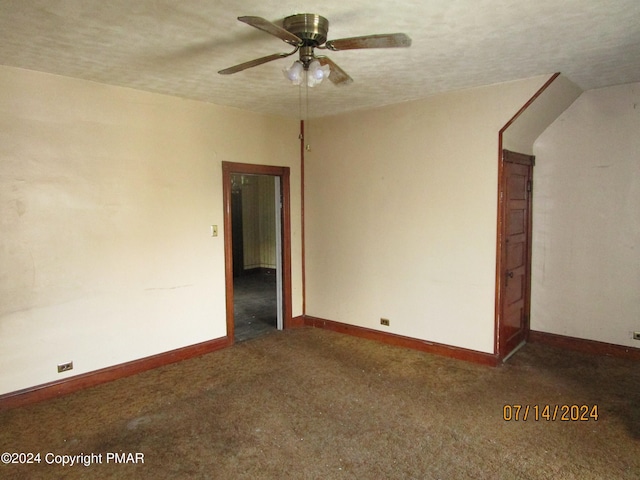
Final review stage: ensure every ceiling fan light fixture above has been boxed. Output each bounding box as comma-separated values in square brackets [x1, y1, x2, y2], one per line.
[306, 59, 330, 87]
[283, 60, 304, 85]
[283, 59, 331, 87]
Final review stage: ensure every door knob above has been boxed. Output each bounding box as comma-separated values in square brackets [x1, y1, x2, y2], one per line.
[506, 270, 514, 286]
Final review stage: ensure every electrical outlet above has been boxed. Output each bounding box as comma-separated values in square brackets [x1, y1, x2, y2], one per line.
[57, 361, 73, 373]
[380, 318, 390, 327]
[633, 332, 640, 341]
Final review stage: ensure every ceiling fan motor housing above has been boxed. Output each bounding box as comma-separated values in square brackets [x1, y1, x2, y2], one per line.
[283, 14, 329, 46]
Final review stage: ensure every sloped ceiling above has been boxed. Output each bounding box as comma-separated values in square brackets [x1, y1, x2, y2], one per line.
[1, 0, 639, 118]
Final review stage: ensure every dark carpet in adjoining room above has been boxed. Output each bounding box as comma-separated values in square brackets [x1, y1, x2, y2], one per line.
[233, 270, 277, 343]
[1, 327, 638, 479]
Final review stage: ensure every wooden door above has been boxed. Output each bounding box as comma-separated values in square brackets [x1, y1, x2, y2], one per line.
[497, 150, 534, 360]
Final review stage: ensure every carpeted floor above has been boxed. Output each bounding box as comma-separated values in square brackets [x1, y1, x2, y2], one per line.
[1, 327, 638, 479]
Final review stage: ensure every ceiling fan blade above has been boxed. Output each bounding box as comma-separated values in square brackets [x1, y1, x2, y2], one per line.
[218, 52, 291, 75]
[326, 33, 412, 51]
[316, 56, 353, 85]
[238, 16, 302, 45]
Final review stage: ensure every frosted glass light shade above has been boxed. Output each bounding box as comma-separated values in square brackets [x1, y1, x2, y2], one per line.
[306, 60, 330, 87]
[283, 60, 304, 85]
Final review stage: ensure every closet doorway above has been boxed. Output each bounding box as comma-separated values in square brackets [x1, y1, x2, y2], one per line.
[222, 162, 292, 343]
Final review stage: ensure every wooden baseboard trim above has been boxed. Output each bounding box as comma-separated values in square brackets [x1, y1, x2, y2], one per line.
[529, 330, 640, 361]
[0, 336, 231, 410]
[304, 316, 499, 366]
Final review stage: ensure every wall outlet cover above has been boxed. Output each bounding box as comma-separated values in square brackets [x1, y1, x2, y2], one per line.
[57, 361, 73, 373]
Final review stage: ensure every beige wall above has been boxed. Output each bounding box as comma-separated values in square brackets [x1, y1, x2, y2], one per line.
[0, 66, 301, 395]
[531, 82, 640, 346]
[304, 75, 552, 354]
[502, 75, 582, 155]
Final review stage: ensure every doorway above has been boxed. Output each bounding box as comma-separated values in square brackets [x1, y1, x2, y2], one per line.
[231, 174, 279, 341]
[222, 162, 292, 343]
[496, 150, 534, 360]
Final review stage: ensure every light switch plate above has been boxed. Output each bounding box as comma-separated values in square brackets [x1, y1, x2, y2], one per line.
[211, 225, 218, 237]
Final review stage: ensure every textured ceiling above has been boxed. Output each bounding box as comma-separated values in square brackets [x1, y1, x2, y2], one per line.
[1, 0, 639, 118]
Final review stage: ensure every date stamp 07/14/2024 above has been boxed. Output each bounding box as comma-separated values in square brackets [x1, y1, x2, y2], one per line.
[503, 404, 599, 422]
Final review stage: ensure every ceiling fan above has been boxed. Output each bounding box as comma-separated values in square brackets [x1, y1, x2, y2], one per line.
[218, 14, 412, 86]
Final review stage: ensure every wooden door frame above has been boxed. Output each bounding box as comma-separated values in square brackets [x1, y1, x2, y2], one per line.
[494, 149, 535, 359]
[222, 161, 293, 343]
[494, 73, 559, 360]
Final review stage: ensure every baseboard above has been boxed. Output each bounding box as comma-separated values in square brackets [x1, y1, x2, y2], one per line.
[0, 336, 231, 410]
[529, 330, 640, 361]
[239, 267, 276, 276]
[304, 316, 499, 366]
